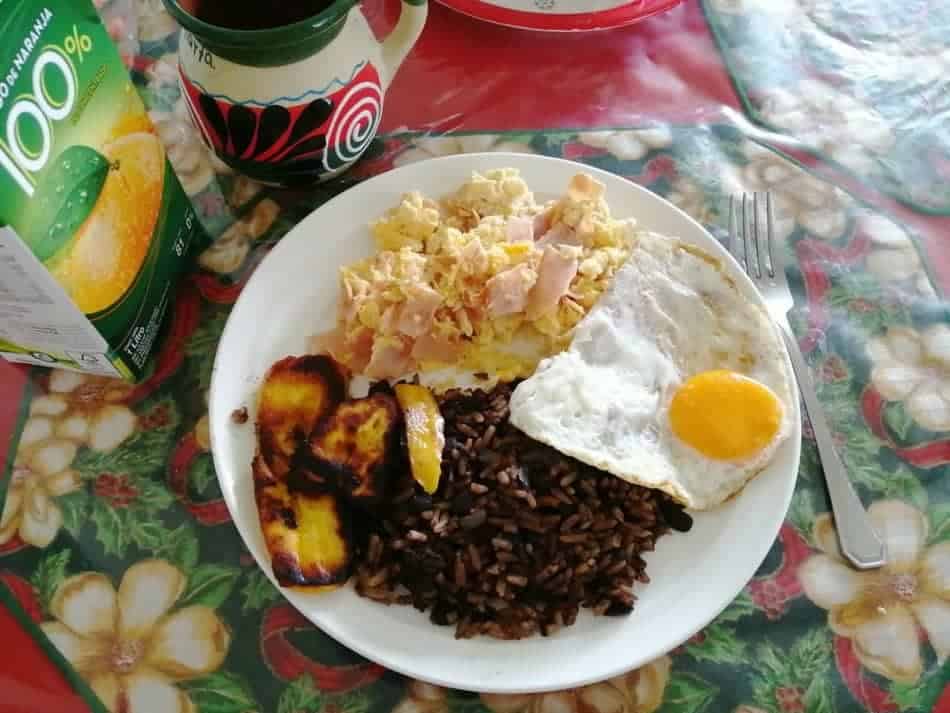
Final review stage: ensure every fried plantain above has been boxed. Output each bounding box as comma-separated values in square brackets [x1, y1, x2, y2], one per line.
[253, 454, 352, 588]
[394, 384, 445, 495]
[307, 392, 402, 504]
[257, 355, 347, 478]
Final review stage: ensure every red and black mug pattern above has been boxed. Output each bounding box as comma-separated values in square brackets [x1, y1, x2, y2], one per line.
[180, 62, 382, 185]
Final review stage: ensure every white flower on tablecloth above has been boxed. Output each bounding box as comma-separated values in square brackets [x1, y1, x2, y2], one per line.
[740, 142, 850, 241]
[1, 371, 138, 548]
[138, 0, 179, 42]
[393, 680, 449, 713]
[756, 78, 894, 176]
[147, 55, 218, 196]
[867, 325, 950, 432]
[799, 501, 950, 682]
[859, 215, 935, 296]
[0, 458, 80, 549]
[481, 656, 671, 713]
[30, 371, 138, 453]
[41, 559, 230, 713]
[393, 135, 534, 168]
[147, 54, 232, 191]
[667, 177, 713, 226]
[198, 198, 280, 275]
[576, 127, 672, 161]
[150, 99, 216, 196]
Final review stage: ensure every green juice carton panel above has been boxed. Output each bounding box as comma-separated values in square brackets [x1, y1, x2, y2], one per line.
[0, 0, 204, 380]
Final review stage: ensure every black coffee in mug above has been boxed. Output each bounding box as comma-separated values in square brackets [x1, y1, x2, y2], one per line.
[181, 0, 337, 31]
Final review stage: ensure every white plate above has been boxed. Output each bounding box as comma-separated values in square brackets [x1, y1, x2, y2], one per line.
[435, 0, 683, 32]
[209, 153, 801, 694]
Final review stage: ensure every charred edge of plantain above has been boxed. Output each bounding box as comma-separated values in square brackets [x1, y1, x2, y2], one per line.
[253, 455, 353, 588]
[305, 393, 404, 505]
[256, 354, 348, 478]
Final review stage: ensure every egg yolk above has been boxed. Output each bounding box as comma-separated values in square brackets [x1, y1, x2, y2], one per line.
[669, 370, 783, 461]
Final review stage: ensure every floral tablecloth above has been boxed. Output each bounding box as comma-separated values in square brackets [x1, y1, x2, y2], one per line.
[2, 1, 950, 712]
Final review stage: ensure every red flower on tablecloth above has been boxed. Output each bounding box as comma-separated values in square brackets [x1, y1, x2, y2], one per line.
[93, 474, 140, 509]
[139, 404, 172, 431]
[799, 501, 950, 682]
[40, 559, 231, 713]
[774, 686, 805, 713]
[819, 355, 850, 383]
[750, 579, 789, 621]
[848, 299, 876, 314]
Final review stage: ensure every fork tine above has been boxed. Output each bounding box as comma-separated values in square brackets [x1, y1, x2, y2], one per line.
[748, 193, 762, 279]
[738, 194, 749, 273]
[765, 191, 779, 279]
[755, 192, 771, 279]
[728, 195, 738, 261]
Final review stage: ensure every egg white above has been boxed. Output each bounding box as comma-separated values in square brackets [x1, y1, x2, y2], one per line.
[509, 231, 795, 511]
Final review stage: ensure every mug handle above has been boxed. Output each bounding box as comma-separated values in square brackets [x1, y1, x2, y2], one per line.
[380, 0, 428, 88]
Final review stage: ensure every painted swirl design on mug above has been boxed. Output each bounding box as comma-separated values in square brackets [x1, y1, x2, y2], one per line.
[322, 80, 383, 171]
[179, 63, 382, 180]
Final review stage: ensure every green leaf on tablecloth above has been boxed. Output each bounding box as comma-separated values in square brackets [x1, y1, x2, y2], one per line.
[802, 675, 835, 713]
[716, 590, 756, 623]
[336, 690, 373, 713]
[446, 694, 492, 713]
[182, 671, 257, 713]
[240, 569, 281, 613]
[751, 630, 833, 713]
[660, 672, 717, 713]
[187, 311, 230, 393]
[891, 658, 950, 712]
[73, 399, 179, 479]
[275, 675, 374, 713]
[929, 504, 950, 544]
[787, 488, 822, 544]
[135, 522, 201, 570]
[178, 563, 241, 609]
[58, 489, 90, 538]
[29, 550, 70, 616]
[883, 401, 916, 442]
[686, 622, 747, 665]
[277, 675, 324, 713]
[190, 452, 218, 496]
[90, 497, 131, 556]
[838, 430, 928, 510]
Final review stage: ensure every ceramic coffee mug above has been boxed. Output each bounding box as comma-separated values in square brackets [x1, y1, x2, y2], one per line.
[163, 0, 428, 186]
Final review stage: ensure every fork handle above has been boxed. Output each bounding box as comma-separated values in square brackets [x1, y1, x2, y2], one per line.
[777, 322, 886, 570]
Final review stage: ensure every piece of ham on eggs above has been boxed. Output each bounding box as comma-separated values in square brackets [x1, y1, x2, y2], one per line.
[509, 232, 795, 511]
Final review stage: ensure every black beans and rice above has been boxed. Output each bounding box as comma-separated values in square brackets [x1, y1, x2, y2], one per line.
[354, 382, 691, 640]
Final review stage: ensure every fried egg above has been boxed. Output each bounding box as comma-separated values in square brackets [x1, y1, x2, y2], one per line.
[509, 232, 795, 510]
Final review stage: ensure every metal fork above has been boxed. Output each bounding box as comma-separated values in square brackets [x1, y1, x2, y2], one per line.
[729, 193, 885, 570]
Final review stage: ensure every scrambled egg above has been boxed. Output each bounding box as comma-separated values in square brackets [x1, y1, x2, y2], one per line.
[316, 169, 635, 381]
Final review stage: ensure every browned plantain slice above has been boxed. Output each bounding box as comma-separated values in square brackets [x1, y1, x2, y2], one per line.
[307, 392, 402, 504]
[257, 355, 347, 478]
[253, 455, 352, 588]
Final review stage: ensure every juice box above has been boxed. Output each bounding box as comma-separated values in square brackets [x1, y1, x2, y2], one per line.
[0, 0, 204, 380]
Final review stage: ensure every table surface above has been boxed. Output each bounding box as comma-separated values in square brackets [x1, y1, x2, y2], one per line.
[2, 1, 950, 712]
